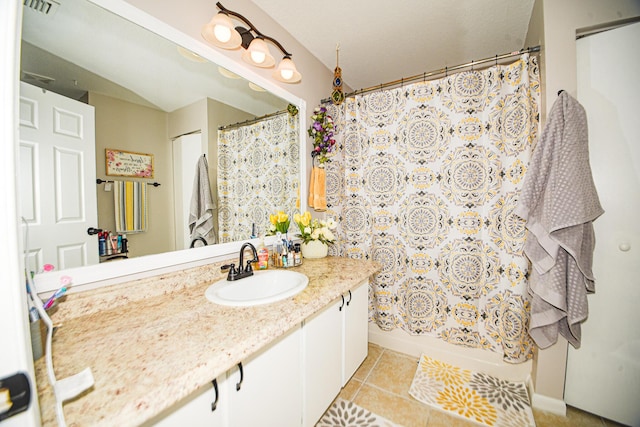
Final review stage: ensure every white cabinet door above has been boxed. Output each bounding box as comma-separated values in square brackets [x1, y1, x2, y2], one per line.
[227, 325, 302, 427]
[303, 280, 369, 427]
[151, 373, 227, 427]
[153, 325, 301, 427]
[302, 298, 342, 427]
[342, 281, 369, 386]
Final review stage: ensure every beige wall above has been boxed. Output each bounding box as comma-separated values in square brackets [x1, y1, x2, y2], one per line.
[123, 0, 335, 194]
[167, 98, 253, 243]
[90, 92, 175, 258]
[118, 0, 640, 406]
[168, 98, 208, 142]
[92, 91, 256, 259]
[524, 0, 640, 405]
[123, 0, 334, 107]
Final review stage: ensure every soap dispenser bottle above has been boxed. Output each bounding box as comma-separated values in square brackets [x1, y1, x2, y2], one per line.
[257, 237, 269, 270]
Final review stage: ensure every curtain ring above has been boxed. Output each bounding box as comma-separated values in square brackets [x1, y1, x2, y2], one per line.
[495, 54, 498, 66]
[401, 77, 404, 88]
[471, 60, 474, 71]
[445, 66, 448, 77]
[423, 72, 426, 82]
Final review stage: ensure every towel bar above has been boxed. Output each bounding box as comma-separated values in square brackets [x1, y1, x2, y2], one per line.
[96, 178, 161, 187]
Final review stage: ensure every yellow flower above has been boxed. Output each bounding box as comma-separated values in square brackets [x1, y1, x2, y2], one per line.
[277, 211, 289, 223]
[294, 212, 309, 226]
[293, 211, 337, 244]
[270, 211, 288, 225]
[267, 211, 290, 235]
[300, 211, 312, 226]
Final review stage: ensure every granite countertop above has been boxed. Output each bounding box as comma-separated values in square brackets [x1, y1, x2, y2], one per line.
[34, 256, 380, 426]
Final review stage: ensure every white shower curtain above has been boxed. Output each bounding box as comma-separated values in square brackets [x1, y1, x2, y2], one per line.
[326, 54, 540, 362]
[217, 112, 299, 243]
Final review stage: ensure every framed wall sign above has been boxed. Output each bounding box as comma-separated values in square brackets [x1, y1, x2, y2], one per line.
[106, 149, 154, 178]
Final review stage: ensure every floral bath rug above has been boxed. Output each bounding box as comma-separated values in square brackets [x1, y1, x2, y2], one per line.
[316, 398, 400, 427]
[409, 354, 536, 427]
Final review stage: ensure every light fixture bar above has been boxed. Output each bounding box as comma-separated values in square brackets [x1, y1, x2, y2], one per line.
[204, 2, 302, 83]
[216, 2, 292, 57]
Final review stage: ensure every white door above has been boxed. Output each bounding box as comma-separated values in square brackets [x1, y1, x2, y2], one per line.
[565, 22, 640, 426]
[172, 133, 204, 250]
[19, 82, 98, 271]
[1, 1, 40, 425]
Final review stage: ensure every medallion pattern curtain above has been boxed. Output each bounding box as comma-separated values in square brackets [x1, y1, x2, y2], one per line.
[218, 113, 299, 243]
[326, 55, 540, 362]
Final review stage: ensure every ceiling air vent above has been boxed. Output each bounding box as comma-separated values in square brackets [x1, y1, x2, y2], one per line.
[22, 71, 55, 85]
[23, 0, 60, 15]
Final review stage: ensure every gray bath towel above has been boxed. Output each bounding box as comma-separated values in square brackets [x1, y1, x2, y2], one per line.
[514, 91, 604, 349]
[188, 155, 217, 245]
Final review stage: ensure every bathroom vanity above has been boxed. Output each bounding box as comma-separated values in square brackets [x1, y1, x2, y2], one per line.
[34, 256, 379, 426]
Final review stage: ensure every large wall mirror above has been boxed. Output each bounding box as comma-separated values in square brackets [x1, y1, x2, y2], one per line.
[19, 0, 305, 291]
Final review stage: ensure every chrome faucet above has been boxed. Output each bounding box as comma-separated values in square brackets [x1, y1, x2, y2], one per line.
[221, 242, 259, 281]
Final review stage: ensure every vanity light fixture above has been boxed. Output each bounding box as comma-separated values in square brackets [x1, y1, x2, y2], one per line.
[202, 2, 302, 83]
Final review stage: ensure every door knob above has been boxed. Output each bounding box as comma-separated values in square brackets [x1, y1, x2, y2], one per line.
[87, 227, 102, 235]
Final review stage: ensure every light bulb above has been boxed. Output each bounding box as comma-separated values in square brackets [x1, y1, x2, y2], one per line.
[213, 25, 231, 43]
[243, 38, 274, 67]
[280, 69, 294, 81]
[251, 50, 266, 64]
[202, 13, 241, 49]
[273, 57, 301, 83]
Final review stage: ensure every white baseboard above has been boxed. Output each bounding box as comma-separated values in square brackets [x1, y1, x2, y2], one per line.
[368, 324, 568, 414]
[367, 324, 532, 382]
[531, 393, 567, 416]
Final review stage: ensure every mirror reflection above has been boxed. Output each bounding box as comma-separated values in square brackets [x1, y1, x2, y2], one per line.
[19, 0, 300, 271]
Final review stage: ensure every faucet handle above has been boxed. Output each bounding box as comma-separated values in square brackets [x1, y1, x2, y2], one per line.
[221, 263, 238, 281]
[244, 260, 254, 273]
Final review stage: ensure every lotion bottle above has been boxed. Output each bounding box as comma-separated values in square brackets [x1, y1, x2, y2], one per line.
[257, 237, 269, 270]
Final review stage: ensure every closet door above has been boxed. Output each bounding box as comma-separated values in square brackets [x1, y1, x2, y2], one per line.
[564, 22, 640, 426]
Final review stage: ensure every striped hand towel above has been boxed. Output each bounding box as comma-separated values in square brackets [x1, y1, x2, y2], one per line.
[114, 181, 148, 233]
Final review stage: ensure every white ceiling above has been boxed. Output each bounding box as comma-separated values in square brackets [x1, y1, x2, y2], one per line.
[21, 0, 536, 112]
[21, 0, 287, 115]
[250, 0, 536, 91]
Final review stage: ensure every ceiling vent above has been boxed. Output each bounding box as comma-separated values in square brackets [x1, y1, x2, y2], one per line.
[23, 0, 60, 16]
[22, 71, 55, 85]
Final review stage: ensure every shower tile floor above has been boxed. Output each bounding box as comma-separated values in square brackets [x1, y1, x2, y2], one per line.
[336, 343, 627, 427]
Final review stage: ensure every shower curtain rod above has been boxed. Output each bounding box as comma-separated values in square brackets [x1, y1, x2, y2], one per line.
[218, 108, 290, 131]
[321, 45, 540, 103]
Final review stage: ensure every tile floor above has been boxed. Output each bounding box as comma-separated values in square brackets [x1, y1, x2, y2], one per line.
[335, 343, 628, 427]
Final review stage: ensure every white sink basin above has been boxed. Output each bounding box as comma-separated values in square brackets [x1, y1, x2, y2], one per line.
[205, 270, 309, 307]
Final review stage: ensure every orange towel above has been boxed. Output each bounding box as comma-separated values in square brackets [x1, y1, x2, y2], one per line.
[308, 166, 316, 208]
[313, 166, 327, 212]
